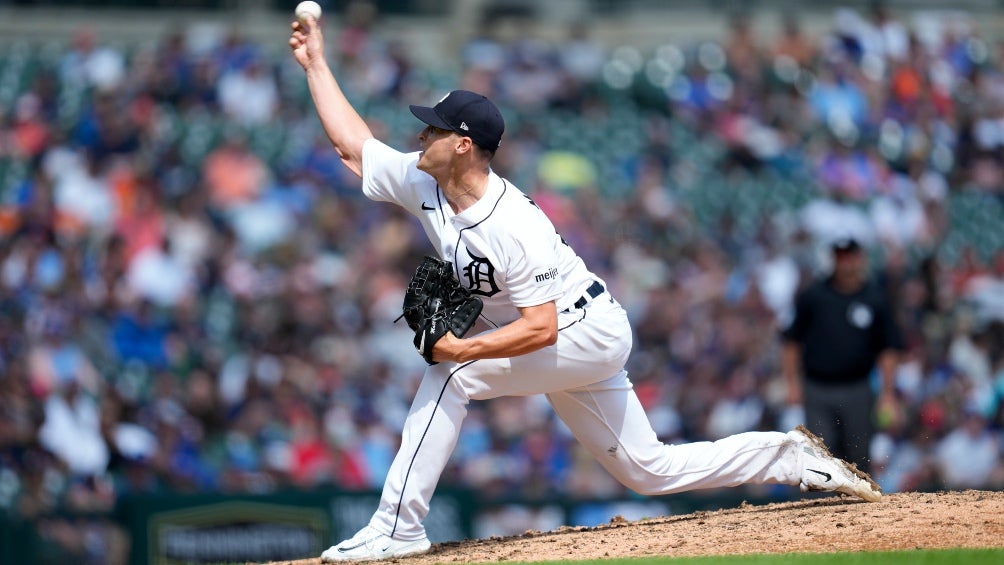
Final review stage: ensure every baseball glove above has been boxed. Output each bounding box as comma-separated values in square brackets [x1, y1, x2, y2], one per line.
[401, 256, 483, 365]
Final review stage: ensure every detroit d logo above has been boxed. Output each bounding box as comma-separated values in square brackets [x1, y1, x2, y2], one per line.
[462, 249, 500, 297]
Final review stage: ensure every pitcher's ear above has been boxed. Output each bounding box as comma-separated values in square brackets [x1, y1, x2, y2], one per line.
[455, 136, 474, 155]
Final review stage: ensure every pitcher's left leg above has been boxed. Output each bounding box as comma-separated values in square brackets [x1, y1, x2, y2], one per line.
[367, 362, 476, 541]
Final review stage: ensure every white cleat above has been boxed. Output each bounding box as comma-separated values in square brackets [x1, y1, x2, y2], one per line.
[789, 425, 882, 503]
[320, 525, 431, 562]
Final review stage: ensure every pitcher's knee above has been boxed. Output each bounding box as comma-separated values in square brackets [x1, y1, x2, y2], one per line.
[613, 467, 667, 496]
[629, 481, 669, 497]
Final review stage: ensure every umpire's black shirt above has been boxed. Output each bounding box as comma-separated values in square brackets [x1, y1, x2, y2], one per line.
[782, 277, 903, 384]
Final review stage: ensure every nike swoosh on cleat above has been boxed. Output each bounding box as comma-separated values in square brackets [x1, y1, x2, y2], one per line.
[337, 535, 381, 552]
[337, 542, 367, 552]
[807, 468, 832, 482]
[421, 202, 435, 210]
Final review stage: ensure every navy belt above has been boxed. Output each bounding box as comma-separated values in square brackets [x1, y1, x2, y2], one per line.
[572, 281, 605, 309]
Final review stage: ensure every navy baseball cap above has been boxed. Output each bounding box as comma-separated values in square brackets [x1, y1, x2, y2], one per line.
[409, 90, 504, 152]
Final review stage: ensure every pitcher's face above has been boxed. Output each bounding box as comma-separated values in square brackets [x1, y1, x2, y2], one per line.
[416, 125, 458, 174]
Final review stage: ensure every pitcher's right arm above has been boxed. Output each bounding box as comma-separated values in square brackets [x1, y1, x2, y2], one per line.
[289, 15, 373, 178]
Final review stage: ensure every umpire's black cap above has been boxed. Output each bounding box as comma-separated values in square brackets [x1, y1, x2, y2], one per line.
[831, 236, 862, 253]
[410, 90, 504, 152]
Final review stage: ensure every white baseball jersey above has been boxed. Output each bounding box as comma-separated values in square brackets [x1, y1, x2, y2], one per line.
[362, 138, 601, 323]
[348, 137, 809, 546]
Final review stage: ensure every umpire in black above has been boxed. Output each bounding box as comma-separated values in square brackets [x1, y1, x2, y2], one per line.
[781, 236, 903, 474]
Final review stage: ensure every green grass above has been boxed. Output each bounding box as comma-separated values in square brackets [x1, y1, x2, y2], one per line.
[499, 548, 1003, 565]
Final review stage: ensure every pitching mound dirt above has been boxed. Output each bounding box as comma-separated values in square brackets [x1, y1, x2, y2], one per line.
[271, 490, 1004, 564]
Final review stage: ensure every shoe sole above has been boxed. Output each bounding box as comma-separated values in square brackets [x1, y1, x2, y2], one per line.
[795, 424, 882, 502]
[321, 542, 431, 562]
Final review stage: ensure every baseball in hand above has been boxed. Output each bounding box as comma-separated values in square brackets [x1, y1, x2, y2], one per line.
[295, 1, 322, 22]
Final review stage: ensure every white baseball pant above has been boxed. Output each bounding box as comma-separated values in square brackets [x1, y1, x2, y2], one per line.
[366, 293, 803, 541]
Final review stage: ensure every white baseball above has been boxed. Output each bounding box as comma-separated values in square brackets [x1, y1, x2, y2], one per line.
[295, 1, 322, 22]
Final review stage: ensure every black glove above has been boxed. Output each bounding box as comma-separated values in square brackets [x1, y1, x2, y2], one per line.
[402, 256, 483, 364]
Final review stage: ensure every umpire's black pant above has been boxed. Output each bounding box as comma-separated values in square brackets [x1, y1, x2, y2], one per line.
[803, 378, 875, 474]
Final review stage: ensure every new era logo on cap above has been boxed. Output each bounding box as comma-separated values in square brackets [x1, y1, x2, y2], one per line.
[409, 90, 505, 151]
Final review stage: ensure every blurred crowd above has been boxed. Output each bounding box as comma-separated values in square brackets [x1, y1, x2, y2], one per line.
[1, 2, 1004, 562]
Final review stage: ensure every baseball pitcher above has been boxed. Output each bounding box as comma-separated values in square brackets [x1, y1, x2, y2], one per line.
[289, 15, 881, 563]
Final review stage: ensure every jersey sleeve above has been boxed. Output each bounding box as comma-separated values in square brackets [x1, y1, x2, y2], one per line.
[504, 223, 564, 308]
[781, 286, 812, 342]
[875, 294, 905, 351]
[360, 138, 421, 206]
